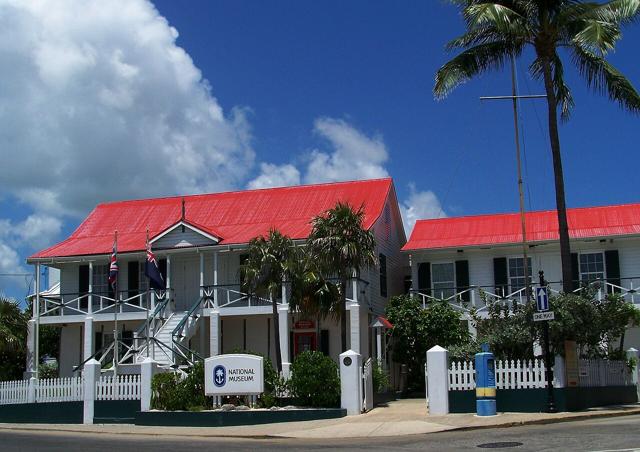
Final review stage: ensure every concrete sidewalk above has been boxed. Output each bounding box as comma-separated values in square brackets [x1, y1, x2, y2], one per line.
[1, 399, 640, 439]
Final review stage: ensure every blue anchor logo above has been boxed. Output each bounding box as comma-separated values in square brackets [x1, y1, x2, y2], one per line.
[213, 365, 226, 387]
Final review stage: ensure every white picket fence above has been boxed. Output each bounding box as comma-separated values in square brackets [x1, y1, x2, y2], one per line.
[95, 374, 141, 400]
[449, 359, 547, 390]
[36, 377, 83, 402]
[0, 379, 30, 404]
[578, 359, 633, 387]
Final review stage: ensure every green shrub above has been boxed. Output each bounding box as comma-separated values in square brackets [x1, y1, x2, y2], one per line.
[39, 362, 58, 379]
[151, 362, 211, 411]
[288, 351, 339, 408]
[230, 348, 285, 407]
[371, 360, 389, 393]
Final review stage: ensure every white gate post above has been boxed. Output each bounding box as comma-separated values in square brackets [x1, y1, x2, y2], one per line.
[28, 377, 36, 403]
[339, 349, 362, 415]
[140, 357, 159, 411]
[83, 359, 101, 424]
[627, 348, 639, 399]
[427, 345, 449, 415]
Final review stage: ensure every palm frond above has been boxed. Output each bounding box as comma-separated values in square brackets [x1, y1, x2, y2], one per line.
[571, 45, 640, 112]
[435, 41, 523, 98]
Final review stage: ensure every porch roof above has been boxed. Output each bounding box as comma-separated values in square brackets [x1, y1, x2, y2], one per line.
[403, 203, 640, 252]
[30, 178, 393, 259]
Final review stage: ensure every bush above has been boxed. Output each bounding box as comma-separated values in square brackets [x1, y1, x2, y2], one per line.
[230, 348, 285, 408]
[39, 362, 58, 379]
[288, 351, 339, 408]
[151, 362, 211, 411]
[371, 360, 389, 393]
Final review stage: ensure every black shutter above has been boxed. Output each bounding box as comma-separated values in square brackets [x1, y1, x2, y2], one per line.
[128, 261, 139, 299]
[320, 330, 330, 356]
[418, 262, 431, 295]
[493, 257, 508, 296]
[379, 254, 388, 297]
[79, 265, 89, 295]
[605, 250, 621, 293]
[455, 260, 470, 302]
[239, 253, 249, 289]
[571, 253, 580, 291]
[158, 258, 167, 282]
[94, 332, 103, 352]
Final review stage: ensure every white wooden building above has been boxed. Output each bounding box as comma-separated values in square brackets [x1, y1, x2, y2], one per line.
[403, 203, 640, 348]
[26, 178, 407, 377]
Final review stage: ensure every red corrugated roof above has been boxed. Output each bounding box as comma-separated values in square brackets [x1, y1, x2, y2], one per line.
[402, 203, 640, 251]
[31, 178, 393, 259]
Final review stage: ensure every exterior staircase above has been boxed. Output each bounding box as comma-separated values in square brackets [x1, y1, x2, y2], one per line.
[136, 311, 188, 367]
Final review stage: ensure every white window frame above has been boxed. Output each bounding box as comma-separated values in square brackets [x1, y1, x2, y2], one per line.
[431, 261, 456, 299]
[507, 255, 532, 294]
[578, 251, 606, 283]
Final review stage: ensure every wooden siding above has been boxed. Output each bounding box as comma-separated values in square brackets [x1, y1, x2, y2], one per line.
[153, 227, 217, 249]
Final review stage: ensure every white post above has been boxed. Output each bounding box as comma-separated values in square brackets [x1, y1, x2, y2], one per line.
[349, 304, 360, 354]
[28, 377, 36, 403]
[88, 261, 93, 314]
[199, 252, 204, 298]
[25, 319, 36, 378]
[279, 282, 291, 378]
[553, 355, 566, 388]
[339, 349, 362, 415]
[376, 327, 382, 365]
[140, 357, 159, 411]
[83, 359, 100, 424]
[213, 251, 219, 307]
[166, 255, 172, 314]
[83, 317, 94, 361]
[35, 262, 40, 379]
[627, 348, 639, 399]
[426, 345, 449, 416]
[209, 310, 221, 356]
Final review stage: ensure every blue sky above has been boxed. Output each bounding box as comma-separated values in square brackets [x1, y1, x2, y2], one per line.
[1, 0, 639, 299]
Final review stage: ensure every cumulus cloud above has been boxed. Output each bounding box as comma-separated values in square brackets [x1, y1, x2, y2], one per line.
[305, 117, 389, 184]
[0, 0, 255, 218]
[400, 184, 447, 236]
[247, 163, 301, 190]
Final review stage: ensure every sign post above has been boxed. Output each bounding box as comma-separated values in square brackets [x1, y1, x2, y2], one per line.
[538, 271, 557, 413]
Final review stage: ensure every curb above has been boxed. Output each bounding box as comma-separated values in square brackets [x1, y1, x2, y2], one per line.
[0, 407, 639, 440]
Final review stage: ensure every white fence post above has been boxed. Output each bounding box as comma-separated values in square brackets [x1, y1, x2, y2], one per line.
[627, 348, 639, 400]
[553, 356, 566, 388]
[427, 345, 449, 415]
[27, 377, 36, 403]
[83, 359, 100, 425]
[339, 349, 362, 415]
[140, 358, 158, 411]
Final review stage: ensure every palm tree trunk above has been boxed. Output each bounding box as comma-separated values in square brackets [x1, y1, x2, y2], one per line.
[272, 290, 282, 373]
[341, 277, 348, 352]
[541, 57, 573, 294]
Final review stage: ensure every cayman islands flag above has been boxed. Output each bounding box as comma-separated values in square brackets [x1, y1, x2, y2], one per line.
[108, 238, 119, 290]
[145, 236, 165, 290]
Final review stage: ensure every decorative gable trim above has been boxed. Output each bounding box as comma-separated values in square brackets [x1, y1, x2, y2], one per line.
[150, 221, 220, 248]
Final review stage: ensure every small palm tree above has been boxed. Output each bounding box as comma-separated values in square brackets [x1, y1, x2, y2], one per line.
[435, 1, 640, 293]
[241, 229, 296, 373]
[308, 202, 377, 352]
[0, 295, 27, 354]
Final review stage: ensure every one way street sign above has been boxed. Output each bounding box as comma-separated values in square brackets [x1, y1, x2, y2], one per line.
[536, 287, 549, 312]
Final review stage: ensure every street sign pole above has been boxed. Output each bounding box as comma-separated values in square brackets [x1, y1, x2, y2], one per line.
[539, 271, 557, 413]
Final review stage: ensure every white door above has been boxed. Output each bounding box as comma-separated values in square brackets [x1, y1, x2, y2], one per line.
[171, 254, 200, 311]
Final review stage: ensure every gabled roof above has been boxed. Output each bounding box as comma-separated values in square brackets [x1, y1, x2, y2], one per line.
[30, 178, 394, 259]
[403, 203, 640, 252]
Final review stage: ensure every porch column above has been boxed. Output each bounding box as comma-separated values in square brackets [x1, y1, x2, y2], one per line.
[349, 276, 360, 354]
[88, 262, 93, 314]
[35, 262, 40, 378]
[213, 251, 219, 307]
[279, 282, 291, 378]
[25, 319, 36, 378]
[376, 327, 382, 365]
[209, 310, 221, 356]
[83, 317, 94, 360]
[166, 255, 172, 314]
[199, 252, 204, 298]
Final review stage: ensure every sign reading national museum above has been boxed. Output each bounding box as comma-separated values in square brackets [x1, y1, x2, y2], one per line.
[204, 354, 264, 396]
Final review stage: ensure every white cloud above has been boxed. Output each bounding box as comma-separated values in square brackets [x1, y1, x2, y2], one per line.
[247, 163, 301, 190]
[0, 0, 255, 218]
[16, 214, 63, 250]
[305, 117, 389, 184]
[0, 241, 23, 275]
[400, 184, 447, 236]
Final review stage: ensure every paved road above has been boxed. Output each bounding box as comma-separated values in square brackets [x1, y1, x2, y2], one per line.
[2, 414, 640, 451]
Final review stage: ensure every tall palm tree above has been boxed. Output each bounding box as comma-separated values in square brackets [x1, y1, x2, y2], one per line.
[0, 295, 27, 354]
[435, 0, 640, 293]
[241, 229, 296, 373]
[307, 202, 377, 352]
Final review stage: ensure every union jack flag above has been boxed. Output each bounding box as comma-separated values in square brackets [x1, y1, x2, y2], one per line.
[108, 239, 118, 290]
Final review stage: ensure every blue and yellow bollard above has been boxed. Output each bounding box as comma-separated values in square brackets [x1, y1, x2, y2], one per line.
[475, 348, 496, 416]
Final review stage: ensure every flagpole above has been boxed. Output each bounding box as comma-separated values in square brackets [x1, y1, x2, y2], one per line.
[146, 229, 150, 359]
[113, 230, 119, 383]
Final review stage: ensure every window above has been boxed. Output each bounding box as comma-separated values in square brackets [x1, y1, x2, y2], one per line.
[379, 254, 388, 297]
[432, 262, 455, 299]
[92, 264, 110, 296]
[579, 252, 605, 283]
[508, 257, 532, 293]
[138, 261, 149, 292]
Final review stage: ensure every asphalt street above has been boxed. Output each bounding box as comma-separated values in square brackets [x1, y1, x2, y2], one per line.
[1, 414, 640, 451]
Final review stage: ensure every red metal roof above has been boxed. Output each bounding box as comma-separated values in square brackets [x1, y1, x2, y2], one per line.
[31, 178, 393, 259]
[402, 203, 640, 252]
